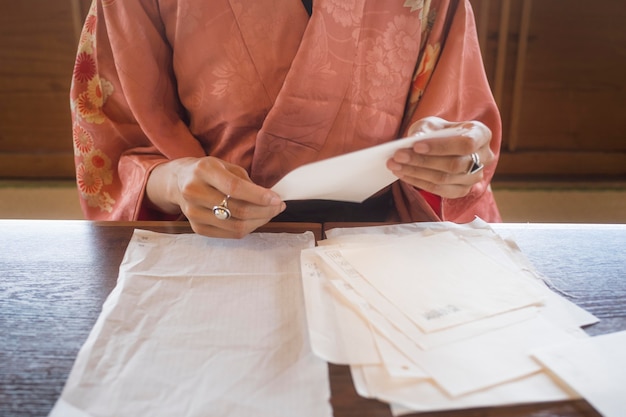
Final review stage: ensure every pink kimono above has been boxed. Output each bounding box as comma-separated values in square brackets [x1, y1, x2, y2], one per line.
[70, 0, 502, 223]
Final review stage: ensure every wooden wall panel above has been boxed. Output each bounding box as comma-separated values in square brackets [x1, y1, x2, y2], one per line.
[471, 0, 626, 179]
[517, 0, 626, 152]
[1, 0, 625, 180]
[0, 1, 86, 178]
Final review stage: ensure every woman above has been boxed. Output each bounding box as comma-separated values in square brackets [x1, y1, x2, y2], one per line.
[71, 0, 501, 238]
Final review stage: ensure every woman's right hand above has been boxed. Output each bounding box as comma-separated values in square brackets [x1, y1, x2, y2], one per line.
[146, 157, 285, 238]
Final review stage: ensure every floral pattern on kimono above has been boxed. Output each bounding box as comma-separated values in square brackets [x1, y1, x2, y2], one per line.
[71, 3, 116, 212]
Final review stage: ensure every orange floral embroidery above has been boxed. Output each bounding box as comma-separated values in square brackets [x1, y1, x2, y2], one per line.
[409, 42, 440, 104]
[72, 125, 94, 155]
[76, 162, 115, 212]
[76, 163, 103, 196]
[76, 155, 115, 213]
[73, 52, 96, 83]
[403, 0, 424, 12]
[83, 149, 113, 183]
[71, 6, 117, 213]
[84, 14, 96, 34]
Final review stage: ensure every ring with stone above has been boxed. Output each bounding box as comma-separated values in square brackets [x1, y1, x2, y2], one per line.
[467, 152, 484, 175]
[212, 195, 231, 220]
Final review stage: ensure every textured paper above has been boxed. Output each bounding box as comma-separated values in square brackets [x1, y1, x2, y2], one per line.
[300, 248, 382, 365]
[271, 126, 469, 202]
[323, 220, 598, 331]
[305, 239, 581, 396]
[302, 219, 597, 408]
[333, 231, 546, 332]
[351, 365, 578, 415]
[532, 331, 626, 417]
[49, 230, 331, 417]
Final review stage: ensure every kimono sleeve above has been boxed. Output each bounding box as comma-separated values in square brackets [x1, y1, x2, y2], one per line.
[394, 0, 503, 223]
[70, 0, 205, 220]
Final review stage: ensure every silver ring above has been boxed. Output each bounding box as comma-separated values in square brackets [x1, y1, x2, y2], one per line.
[467, 152, 484, 175]
[212, 195, 231, 220]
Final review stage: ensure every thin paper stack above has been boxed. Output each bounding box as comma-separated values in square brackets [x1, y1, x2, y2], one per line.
[300, 218, 599, 414]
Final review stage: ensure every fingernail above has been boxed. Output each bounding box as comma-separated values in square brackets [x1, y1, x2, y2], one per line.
[394, 153, 410, 163]
[269, 195, 282, 206]
[387, 160, 401, 171]
[413, 142, 429, 153]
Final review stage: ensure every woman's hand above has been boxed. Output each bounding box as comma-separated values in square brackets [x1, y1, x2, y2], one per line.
[386, 116, 495, 198]
[147, 157, 285, 238]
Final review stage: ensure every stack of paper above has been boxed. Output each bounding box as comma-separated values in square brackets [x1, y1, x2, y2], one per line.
[300, 218, 599, 414]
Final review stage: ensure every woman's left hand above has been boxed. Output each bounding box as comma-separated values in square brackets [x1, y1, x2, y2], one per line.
[386, 116, 495, 199]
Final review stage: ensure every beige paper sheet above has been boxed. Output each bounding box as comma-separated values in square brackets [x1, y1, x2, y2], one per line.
[49, 230, 331, 417]
[532, 330, 626, 417]
[302, 219, 596, 409]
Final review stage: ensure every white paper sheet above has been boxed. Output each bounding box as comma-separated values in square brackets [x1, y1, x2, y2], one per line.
[532, 330, 626, 417]
[351, 365, 577, 415]
[315, 244, 542, 352]
[321, 258, 581, 396]
[300, 248, 381, 365]
[49, 230, 331, 417]
[305, 243, 585, 395]
[333, 232, 546, 332]
[270, 126, 470, 202]
[323, 219, 598, 331]
[302, 219, 598, 407]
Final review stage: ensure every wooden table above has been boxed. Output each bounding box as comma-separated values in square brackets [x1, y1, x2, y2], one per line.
[1, 220, 625, 417]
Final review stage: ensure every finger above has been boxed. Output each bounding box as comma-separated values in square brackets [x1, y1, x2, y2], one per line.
[401, 176, 475, 199]
[407, 116, 451, 135]
[396, 163, 482, 187]
[215, 195, 286, 221]
[186, 202, 280, 239]
[195, 157, 283, 207]
[175, 157, 285, 235]
[190, 216, 270, 239]
[410, 121, 491, 157]
[389, 152, 476, 176]
[389, 158, 485, 196]
[184, 190, 284, 226]
[396, 166, 483, 199]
